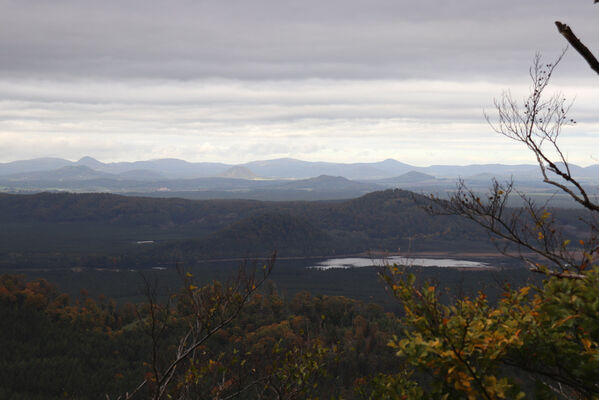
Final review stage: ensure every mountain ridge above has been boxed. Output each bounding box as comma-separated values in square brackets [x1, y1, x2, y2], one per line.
[3, 156, 598, 181]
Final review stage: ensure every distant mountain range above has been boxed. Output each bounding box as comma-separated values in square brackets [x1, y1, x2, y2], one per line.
[0, 156, 230, 179]
[3, 156, 599, 180]
[1, 156, 598, 201]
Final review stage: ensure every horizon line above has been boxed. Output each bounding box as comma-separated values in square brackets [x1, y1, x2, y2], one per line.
[1, 155, 593, 168]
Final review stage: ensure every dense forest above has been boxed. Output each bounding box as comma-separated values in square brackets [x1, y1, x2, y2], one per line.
[1, 273, 405, 399]
[2, 184, 597, 399]
[1, 262, 592, 399]
[0, 190, 592, 269]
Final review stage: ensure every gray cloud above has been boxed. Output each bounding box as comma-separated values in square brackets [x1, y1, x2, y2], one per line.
[1, 0, 598, 80]
[1, 0, 598, 165]
[1, 77, 598, 165]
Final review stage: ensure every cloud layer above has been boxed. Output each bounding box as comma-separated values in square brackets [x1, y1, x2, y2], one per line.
[1, 0, 598, 164]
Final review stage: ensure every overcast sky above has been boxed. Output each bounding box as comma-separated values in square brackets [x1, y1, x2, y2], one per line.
[1, 0, 598, 165]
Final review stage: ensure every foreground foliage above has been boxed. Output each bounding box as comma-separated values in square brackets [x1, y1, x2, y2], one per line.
[382, 266, 599, 399]
[0, 273, 403, 399]
[376, 7, 599, 398]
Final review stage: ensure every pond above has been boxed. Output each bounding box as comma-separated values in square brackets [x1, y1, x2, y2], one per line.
[4, 255, 522, 308]
[309, 256, 493, 270]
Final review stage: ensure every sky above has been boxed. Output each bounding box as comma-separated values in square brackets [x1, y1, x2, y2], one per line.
[1, 0, 599, 166]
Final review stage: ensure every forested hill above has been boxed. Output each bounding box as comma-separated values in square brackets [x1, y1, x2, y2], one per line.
[0, 189, 585, 269]
[0, 192, 269, 227]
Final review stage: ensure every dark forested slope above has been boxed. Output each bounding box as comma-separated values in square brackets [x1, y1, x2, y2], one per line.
[1, 189, 587, 269]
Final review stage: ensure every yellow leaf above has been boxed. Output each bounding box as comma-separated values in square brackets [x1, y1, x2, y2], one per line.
[581, 338, 594, 352]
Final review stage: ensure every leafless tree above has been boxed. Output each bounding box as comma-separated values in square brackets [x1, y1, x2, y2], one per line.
[428, 4, 599, 278]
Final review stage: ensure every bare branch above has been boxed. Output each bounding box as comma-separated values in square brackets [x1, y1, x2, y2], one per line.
[119, 254, 276, 400]
[555, 21, 599, 75]
[486, 52, 599, 213]
[427, 178, 599, 276]
[526, 261, 586, 280]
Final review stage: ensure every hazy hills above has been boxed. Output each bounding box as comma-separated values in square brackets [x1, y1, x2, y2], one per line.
[0, 156, 563, 180]
[1, 156, 599, 202]
[4, 156, 599, 182]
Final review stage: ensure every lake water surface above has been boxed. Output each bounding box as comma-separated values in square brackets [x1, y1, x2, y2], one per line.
[310, 256, 492, 270]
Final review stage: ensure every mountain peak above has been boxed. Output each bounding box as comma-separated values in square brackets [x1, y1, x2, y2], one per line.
[311, 174, 349, 182]
[219, 166, 258, 179]
[76, 156, 103, 167]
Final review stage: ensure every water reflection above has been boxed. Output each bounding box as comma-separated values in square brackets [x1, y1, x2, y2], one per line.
[309, 256, 492, 270]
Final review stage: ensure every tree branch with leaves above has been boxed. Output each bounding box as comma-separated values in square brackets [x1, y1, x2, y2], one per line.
[381, 3, 599, 398]
[112, 255, 275, 400]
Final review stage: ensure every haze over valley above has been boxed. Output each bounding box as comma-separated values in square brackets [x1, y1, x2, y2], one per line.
[2, 156, 598, 204]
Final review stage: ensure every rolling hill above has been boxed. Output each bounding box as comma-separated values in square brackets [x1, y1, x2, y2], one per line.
[0, 189, 534, 269]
